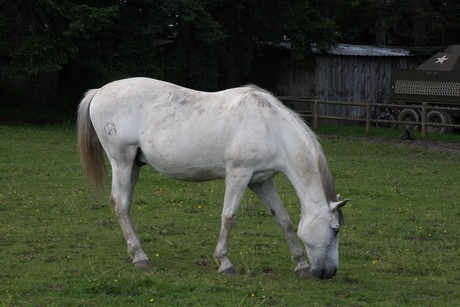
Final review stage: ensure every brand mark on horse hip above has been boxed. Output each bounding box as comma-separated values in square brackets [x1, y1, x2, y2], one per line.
[104, 123, 117, 135]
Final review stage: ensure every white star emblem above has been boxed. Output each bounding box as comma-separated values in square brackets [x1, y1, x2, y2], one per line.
[434, 55, 448, 64]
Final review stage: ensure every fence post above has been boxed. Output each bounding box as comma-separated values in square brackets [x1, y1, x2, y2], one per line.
[365, 100, 371, 134]
[421, 102, 427, 139]
[313, 98, 319, 129]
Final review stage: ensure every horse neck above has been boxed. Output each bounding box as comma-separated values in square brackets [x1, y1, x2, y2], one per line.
[271, 96, 336, 211]
[284, 135, 335, 216]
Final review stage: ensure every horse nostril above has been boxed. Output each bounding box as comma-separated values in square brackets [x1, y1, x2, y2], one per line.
[311, 267, 337, 279]
[320, 269, 325, 280]
[321, 268, 337, 279]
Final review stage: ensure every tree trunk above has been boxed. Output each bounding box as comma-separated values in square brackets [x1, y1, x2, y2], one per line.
[375, 17, 386, 46]
[412, 1, 428, 46]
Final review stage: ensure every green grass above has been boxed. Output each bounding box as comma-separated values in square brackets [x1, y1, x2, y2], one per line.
[1, 125, 459, 305]
[317, 124, 460, 143]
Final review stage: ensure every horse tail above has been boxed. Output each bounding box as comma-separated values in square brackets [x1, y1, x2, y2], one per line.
[77, 89, 107, 190]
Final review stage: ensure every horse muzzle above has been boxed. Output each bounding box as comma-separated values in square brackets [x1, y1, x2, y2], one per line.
[297, 266, 337, 280]
[310, 266, 337, 280]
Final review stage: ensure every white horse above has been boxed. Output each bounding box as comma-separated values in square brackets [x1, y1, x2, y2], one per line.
[77, 77, 348, 279]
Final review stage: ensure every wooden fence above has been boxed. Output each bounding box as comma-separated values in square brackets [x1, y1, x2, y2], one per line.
[278, 97, 460, 138]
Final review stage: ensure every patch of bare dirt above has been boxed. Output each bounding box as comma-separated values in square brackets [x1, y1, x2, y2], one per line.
[369, 138, 460, 155]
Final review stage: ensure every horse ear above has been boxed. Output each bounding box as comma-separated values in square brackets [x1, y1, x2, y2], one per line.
[331, 199, 350, 211]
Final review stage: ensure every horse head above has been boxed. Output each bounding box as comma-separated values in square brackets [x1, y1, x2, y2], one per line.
[297, 198, 349, 279]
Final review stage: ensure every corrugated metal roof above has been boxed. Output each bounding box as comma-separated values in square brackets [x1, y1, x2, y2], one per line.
[312, 44, 412, 57]
[265, 42, 412, 57]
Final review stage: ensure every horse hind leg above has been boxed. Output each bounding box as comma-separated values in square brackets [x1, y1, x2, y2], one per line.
[109, 155, 150, 267]
[249, 178, 310, 275]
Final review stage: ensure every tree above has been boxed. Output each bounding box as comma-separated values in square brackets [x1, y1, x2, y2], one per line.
[156, 0, 339, 89]
[328, 0, 460, 48]
[1, 0, 338, 89]
[0, 0, 121, 122]
[1, 0, 119, 78]
[0, 0, 339, 122]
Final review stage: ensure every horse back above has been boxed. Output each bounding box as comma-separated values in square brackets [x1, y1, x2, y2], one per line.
[89, 78, 309, 181]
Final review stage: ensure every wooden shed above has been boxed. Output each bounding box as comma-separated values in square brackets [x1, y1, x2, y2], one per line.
[272, 44, 416, 119]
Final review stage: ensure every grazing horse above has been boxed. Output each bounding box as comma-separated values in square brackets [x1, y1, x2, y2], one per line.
[77, 77, 348, 279]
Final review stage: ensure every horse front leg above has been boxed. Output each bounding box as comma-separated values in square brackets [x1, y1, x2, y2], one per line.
[249, 179, 310, 276]
[110, 162, 150, 267]
[213, 169, 252, 274]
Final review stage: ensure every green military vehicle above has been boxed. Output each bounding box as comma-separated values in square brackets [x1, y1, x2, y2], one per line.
[390, 45, 460, 133]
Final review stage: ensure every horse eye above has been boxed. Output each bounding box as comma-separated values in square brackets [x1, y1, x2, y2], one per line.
[332, 228, 340, 236]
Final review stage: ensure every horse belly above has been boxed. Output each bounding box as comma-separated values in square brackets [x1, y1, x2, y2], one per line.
[139, 131, 229, 181]
[139, 123, 280, 182]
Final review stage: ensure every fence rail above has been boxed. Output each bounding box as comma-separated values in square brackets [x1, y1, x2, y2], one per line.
[278, 97, 460, 138]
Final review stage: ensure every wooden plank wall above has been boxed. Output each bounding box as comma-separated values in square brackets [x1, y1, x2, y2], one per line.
[275, 59, 315, 114]
[276, 55, 416, 119]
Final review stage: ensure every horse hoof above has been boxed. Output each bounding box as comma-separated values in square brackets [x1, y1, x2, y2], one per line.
[133, 259, 151, 268]
[295, 267, 312, 279]
[220, 266, 237, 275]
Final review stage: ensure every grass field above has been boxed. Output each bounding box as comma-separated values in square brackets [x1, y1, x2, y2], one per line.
[1, 125, 459, 306]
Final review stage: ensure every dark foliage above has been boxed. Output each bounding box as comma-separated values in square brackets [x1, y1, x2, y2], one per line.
[0, 0, 458, 123]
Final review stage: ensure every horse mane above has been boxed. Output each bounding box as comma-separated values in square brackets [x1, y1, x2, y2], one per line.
[243, 85, 339, 206]
[268, 95, 344, 224]
[283, 105, 339, 204]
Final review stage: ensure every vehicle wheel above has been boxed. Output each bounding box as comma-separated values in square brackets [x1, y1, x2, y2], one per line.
[445, 112, 454, 133]
[376, 114, 396, 128]
[426, 110, 450, 134]
[398, 108, 420, 131]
